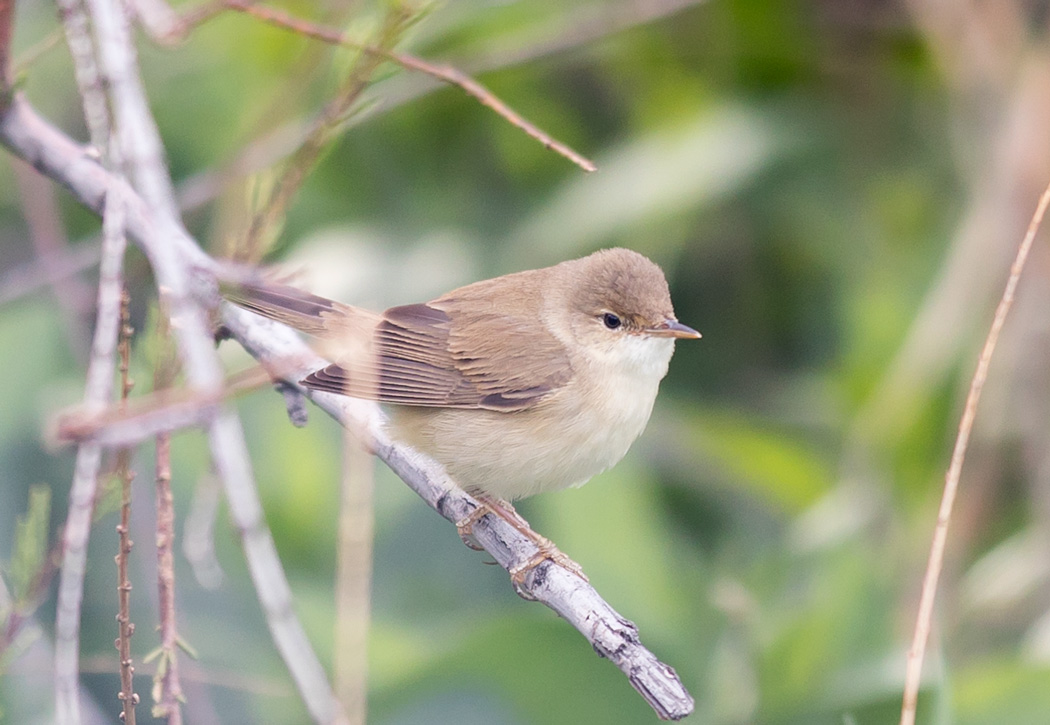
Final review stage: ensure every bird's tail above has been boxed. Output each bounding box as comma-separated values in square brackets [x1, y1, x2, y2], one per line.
[222, 279, 353, 337]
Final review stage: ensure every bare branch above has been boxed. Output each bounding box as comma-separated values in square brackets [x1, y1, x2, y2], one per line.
[114, 291, 138, 725]
[55, 0, 112, 153]
[50, 0, 346, 718]
[85, 0, 179, 221]
[153, 432, 184, 723]
[221, 0, 597, 173]
[152, 316, 184, 724]
[52, 1, 132, 716]
[173, 0, 700, 213]
[53, 160, 129, 725]
[899, 182, 1050, 725]
[54, 363, 278, 447]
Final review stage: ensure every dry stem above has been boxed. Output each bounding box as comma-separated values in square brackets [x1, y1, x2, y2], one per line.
[899, 181, 1050, 725]
[152, 317, 184, 724]
[55, 363, 281, 447]
[114, 290, 138, 725]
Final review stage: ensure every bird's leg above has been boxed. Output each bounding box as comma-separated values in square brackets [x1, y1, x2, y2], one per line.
[455, 493, 588, 596]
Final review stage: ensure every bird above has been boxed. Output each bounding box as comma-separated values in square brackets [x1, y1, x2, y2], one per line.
[225, 247, 699, 579]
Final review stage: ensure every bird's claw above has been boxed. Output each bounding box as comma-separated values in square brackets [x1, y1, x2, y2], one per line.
[509, 540, 588, 600]
[456, 495, 589, 598]
[454, 505, 489, 551]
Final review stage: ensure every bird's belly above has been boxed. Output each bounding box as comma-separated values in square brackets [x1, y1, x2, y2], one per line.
[388, 382, 660, 501]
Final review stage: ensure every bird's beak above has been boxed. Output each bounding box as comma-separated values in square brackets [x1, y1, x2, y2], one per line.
[647, 319, 701, 339]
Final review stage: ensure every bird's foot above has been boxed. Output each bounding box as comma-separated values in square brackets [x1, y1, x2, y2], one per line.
[456, 494, 589, 598]
[508, 536, 588, 600]
[455, 494, 534, 551]
[454, 504, 489, 551]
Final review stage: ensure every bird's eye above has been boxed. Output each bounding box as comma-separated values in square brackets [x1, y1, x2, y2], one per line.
[602, 312, 622, 330]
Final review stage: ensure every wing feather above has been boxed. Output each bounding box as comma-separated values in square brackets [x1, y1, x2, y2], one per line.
[229, 278, 574, 411]
[302, 295, 573, 410]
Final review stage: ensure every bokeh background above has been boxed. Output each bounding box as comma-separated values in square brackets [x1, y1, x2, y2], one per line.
[3, 0, 1050, 723]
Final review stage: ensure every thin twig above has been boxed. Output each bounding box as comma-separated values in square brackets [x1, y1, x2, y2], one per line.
[222, 0, 597, 173]
[152, 313, 184, 724]
[152, 432, 183, 723]
[11, 26, 66, 81]
[52, 1, 129, 717]
[466, 0, 704, 75]
[56, 0, 112, 153]
[54, 363, 272, 444]
[81, 650, 290, 697]
[127, 0, 183, 43]
[54, 361, 305, 447]
[54, 179, 128, 725]
[160, 0, 228, 41]
[174, 0, 695, 213]
[114, 290, 138, 725]
[899, 181, 1050, 725]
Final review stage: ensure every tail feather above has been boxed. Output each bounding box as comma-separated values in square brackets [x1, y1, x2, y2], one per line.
[223, 281, 345, 336]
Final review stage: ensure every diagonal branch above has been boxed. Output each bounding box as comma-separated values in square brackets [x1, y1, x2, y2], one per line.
[220, 0, 597, 173]
[172, 0, 701, 214]
[0, 95, 695, 720]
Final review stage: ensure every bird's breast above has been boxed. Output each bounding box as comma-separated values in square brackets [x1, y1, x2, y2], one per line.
[388, 349, 668, 501]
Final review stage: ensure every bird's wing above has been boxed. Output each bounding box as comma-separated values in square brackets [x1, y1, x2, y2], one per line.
[304, 296, 573, 411]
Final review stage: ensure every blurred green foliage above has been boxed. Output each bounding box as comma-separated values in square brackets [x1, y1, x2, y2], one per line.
[2, 0, 1050, 723]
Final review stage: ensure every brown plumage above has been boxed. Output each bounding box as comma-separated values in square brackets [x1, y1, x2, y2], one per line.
[225, 248, 699, 500]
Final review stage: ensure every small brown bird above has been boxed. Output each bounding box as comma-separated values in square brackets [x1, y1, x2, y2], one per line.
[227, 248, 699, 570]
